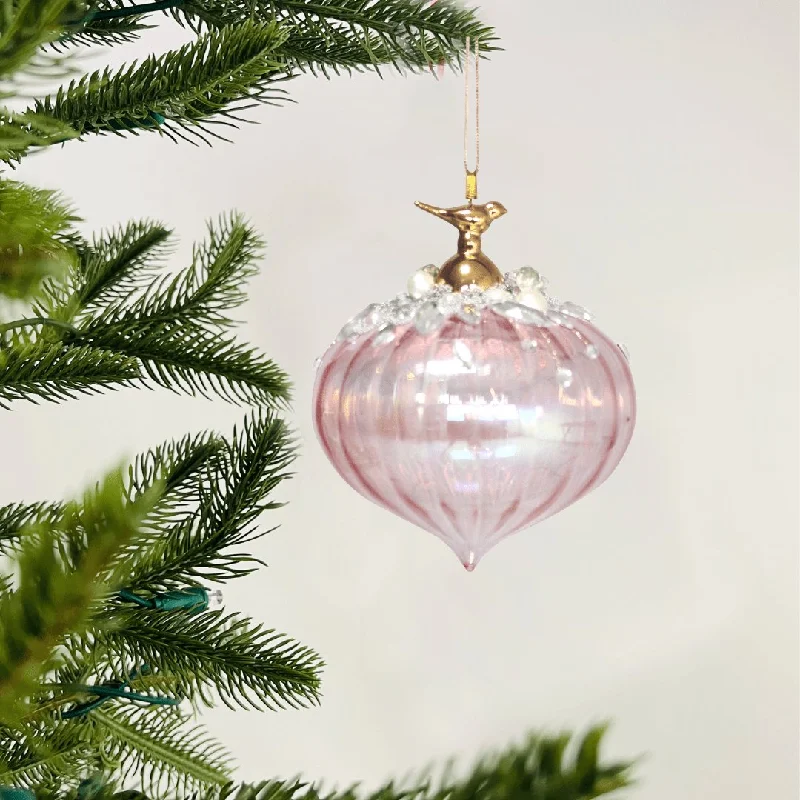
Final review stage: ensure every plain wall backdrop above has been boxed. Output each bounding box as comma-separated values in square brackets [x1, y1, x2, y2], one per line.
[3, 1, 799, 798]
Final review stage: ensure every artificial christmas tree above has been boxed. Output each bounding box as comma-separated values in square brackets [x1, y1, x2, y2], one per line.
[0, 3, 634, 797]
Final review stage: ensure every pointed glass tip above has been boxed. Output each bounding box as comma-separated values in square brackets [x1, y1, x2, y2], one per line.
[463, 551, 477, 572]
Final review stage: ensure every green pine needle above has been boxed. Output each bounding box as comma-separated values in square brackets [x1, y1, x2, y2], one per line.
[110, 429, 229, 583]
[270, 0, 499, 75]
[99, 608, 323, 712]
[0, 722, 93, 789]
[0, 471, 158, 723]
[79, 321, 290, 406]
[91, 706, 233, 797]
[58, 16, 154, 49]
[0, 109, 78, 164]
[31, 20, 293, 142]
[0, 180, 79, 299]
[3, 726, 634, 800]
[193, 726, 632, 800]
[170, 0, 498, 72]
[67, 216, 289, 405]
[196, 411, 293, 566]
[0, 501, 65, 550]
[85, 213, 261, 329]
[57, 0, 497, 76]
[0, 0, 83, 78]
[12, 726, 633, 800]
[73, 221, 173, 311]
[0, 342, 140, 408]
[120, 411, 293, 591]
[125, 429, 225, 518]
[2, 213, 290, 408]
[33, 219, 171, 317]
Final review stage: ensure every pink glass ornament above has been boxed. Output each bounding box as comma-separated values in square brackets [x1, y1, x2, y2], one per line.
[313, 309, 635, 570]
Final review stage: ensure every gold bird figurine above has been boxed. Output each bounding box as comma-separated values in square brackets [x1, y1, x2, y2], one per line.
[415, 199, 507, 290]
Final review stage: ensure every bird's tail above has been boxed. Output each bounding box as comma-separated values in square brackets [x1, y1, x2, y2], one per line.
[415, 200, 452, 222]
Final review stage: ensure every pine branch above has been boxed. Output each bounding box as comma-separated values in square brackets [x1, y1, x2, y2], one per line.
[169, 0, 496, 74]
[0, 109, 78, 164]
[2, 213, 288, 405]
[61, 0, 496, 76]
[57, 15, 153, 48]
[98, 608, 322, 711]
[433, 725, 632, 800]
[76, 321, 289, 405]
[109, 429, 227, 583]
[125, 429, 225, 516]
[0, 471, 157, 724]
[273, 0, 498, 76]
[0, 501, 65, 550]
[91, 706, 233, 797]
[0, 0, 82, 78]
[0, 180, 78, 299]
[30, 727, 633, 800]
[85, 213, 259, 330]
[23, 214, 290, 407]
[278, 27, 415, 78]
[29, 218, 169, 322]
[76, 213, 256, 331]
[191, 411, 292, 572]
[0, 722, 93, 789]
[1, 410, 289, 598]
[31, 21, 292, 143]
[56, 2, 172, 50]
[0, 341, 140, 408]
[195, 726, 630, 800]
[121, 411, 293, 592]
[71, 220, 173, 311]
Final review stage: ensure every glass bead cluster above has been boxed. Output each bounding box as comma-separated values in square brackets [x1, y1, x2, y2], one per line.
[333, 265, 595, 346]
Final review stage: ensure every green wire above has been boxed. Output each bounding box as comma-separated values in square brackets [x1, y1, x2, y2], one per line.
[60, 589, 212, 718]
[59, 589, 210, 718]
[81, 0, 185, 24]
[117, 588, 155, 608]
[61, 665, 180, 720]
[0, 790, 35, 800]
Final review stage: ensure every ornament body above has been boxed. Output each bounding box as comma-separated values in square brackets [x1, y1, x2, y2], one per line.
[313, 272, 636, 569]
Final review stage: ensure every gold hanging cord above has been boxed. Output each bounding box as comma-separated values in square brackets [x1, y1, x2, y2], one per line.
[464, 35, 480, 202]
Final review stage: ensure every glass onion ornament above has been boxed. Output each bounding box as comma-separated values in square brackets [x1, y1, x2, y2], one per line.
[312, 39, 636, 570]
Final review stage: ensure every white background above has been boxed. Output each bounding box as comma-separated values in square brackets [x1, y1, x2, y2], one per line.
[4, 2, 799, 798]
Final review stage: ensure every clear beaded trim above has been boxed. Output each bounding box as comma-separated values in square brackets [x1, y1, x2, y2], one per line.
[331, 266, 595, 346]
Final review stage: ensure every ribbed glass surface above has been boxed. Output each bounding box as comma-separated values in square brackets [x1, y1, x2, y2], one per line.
[314, 312, 635, 570]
